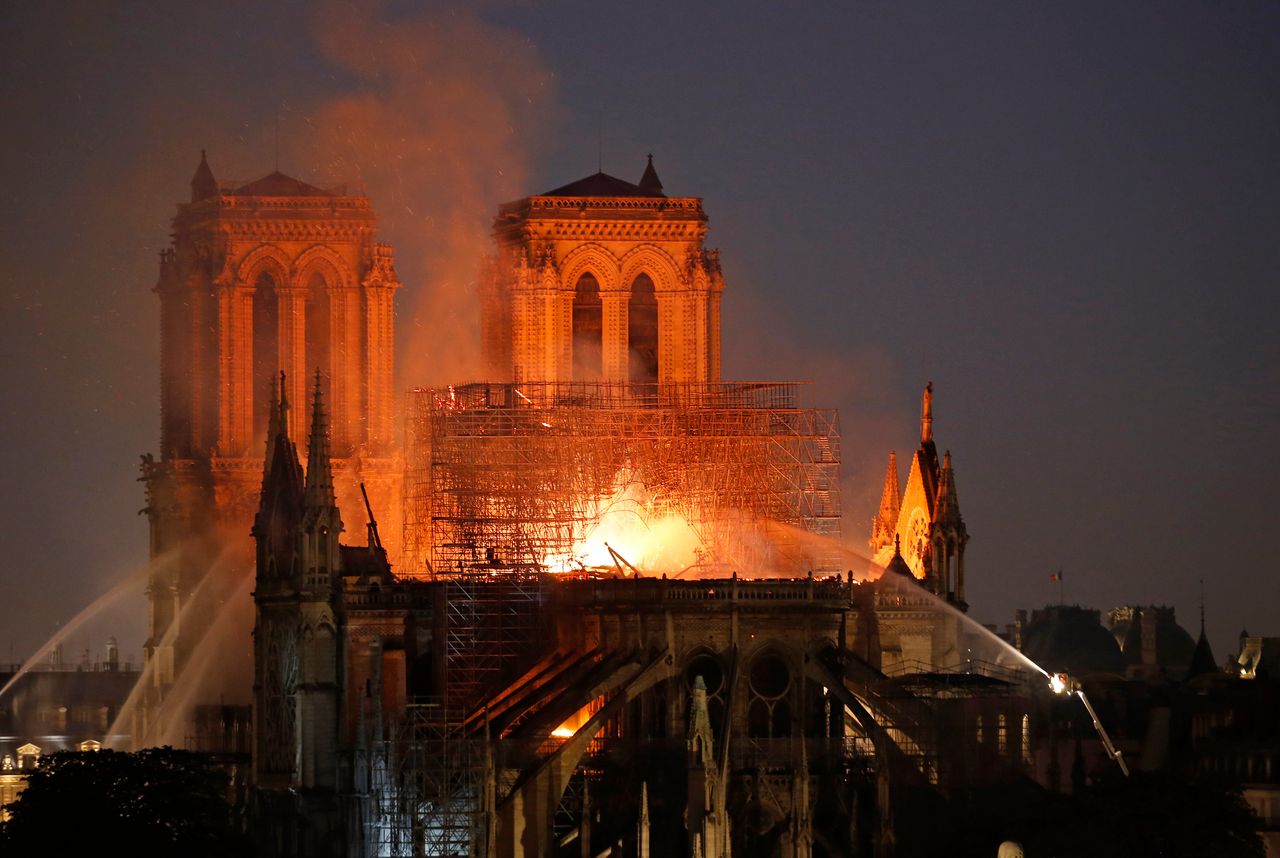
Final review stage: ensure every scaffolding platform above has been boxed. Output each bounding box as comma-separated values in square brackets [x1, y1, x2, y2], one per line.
[403, 381, 842, 578]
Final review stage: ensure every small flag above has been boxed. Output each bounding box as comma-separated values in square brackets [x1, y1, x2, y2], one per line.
[1050, 570, 1063, 582]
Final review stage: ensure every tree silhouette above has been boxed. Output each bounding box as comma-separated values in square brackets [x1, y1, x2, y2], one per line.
[0, 748, 245, 857]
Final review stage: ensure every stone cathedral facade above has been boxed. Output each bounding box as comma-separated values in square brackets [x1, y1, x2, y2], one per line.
[134, 154, 1012, 856]
[479, 158, 726, 386]
[141, 153, 403, 717]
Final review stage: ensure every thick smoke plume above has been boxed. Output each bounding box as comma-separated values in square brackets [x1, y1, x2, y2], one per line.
[298, 1, 559, 385]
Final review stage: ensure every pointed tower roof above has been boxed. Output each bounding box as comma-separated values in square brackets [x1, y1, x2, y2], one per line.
[638, 781, 651, 858]
[1187, 629, 1218, 679]
[687, 674, 714, 766]
[1187, 588, 1219, 679]
[905, 383, 941, 516]
[191, 149, 218, 202]
[933, 451, 965, 531]
[254, 372, 304, 544]
[638, 154, 664, 195]
[263, 371, 290, 472]
[870, 451, 901, 550]
[921, 381, 934, 444]
[304, 371, 336, 510]
[883, 535, 915, 579]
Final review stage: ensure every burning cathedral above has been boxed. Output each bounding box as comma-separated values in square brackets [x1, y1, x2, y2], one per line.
[137, 153, 1027, 857]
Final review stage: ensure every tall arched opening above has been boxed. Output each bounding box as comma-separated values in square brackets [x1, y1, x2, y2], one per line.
[304, 272, 332, 439]
[572, 273, 603, 381]
[251, 271, 280, 444]
[628, 273, 658, 384]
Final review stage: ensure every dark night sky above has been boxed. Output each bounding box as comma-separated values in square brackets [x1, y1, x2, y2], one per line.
[1, 1, 1277, 665]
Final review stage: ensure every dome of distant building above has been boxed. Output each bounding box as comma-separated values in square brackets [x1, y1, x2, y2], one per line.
[1022, 606, 1125, 676]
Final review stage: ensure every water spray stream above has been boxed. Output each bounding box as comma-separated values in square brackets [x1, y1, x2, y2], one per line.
[875, 571, 1050, 678]
[136, 569, 255, 748]
[759, 520, 1052, 678]
[105, 563, 221, 748]
[0, 557, 161, 703]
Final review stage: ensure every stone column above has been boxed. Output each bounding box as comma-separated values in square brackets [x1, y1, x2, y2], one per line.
[708, 289, 722, 383]
[657, 292, 677, 386]
[602, 291, 628, 382]
[364, 284, 396, 450]
[511, 288, 529, 384]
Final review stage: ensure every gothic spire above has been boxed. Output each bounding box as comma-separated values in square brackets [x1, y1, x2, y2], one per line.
[190, 149, 218, 202]
[254, 372, 304, 552]
[688, 675, 714, 766]
[638, 781, 650, 858]
[933, 450, 964, 528]
[1187, 582, 1218, 679]
[920, 381, 934, 444]
[304, 370, 336, 509]
[870, 451, 901, 550]
[264, 371, 290, 470]
[638, 154, 664, 195]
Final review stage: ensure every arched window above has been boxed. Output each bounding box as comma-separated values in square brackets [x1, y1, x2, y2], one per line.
[628, 273, 658, 383]
[252, 271, 280, 443]
[572, 273, 603, 380]
[304, 272, 332, 441]
[305, 272, 331, 388]
[747, 651, 792, 739]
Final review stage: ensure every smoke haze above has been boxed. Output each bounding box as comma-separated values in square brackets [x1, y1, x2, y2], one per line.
[0, 0, 558, 658]
[2, 1, 1278, 667]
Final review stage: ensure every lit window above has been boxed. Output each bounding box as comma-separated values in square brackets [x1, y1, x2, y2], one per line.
[1021, 714, 1032, 764]
[997, 714, 1008, 754]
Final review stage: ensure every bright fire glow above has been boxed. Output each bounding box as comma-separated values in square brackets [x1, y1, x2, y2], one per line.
[550, 697, 602, 738]
[542, 471, 702, 575]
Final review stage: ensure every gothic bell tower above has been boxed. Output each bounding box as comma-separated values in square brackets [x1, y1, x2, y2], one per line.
[141, 152, 402, 725]
[868, 383, 969, 608]
[480, 156, 726, 388]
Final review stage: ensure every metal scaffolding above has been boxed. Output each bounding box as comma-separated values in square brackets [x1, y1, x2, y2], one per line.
[372, 700, 482, 857]
[403, 381, 841, 578]
[442, 572, 544, 711]
[369, 575, 542, 857]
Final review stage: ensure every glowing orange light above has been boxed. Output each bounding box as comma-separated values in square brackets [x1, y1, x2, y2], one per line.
[549, 696, 603, 739]
[542, 470, 701, 575]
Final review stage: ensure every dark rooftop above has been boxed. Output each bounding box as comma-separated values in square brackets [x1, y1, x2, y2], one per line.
[541, 156, 668, 198]
[541, 171, 665, 198]
[229, 171, 339, 197]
